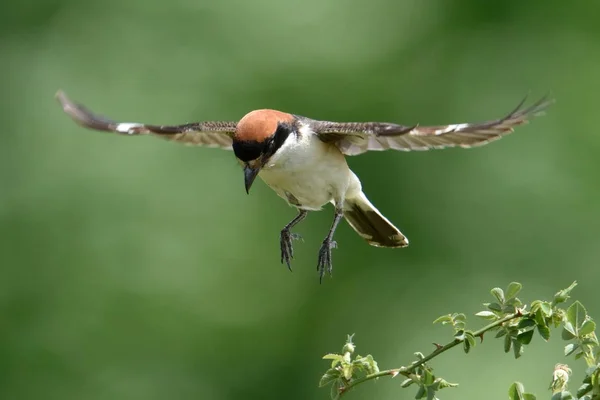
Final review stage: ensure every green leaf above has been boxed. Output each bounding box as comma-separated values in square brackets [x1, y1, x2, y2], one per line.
[537, 324, 551, 341]
[495, 329, 507, 338]
[351, 359, 365, 373]
[517, 330, 534, 345]
[562, 323, 576, 340]
[506, 282, 522, 300]
[503, 304, 518, 313]
[415, 385, 426, 399]
[513, 339, 524, 358]
[584, 365, 598, 377]
[504, 334, 512, 353]
[540, 302, 553, 317]
[507, 384, 536, 400]
[323, 353, 343, 368]
[454, 330, 466, 341]
[508, 382, 525, 400]
[564, 343, 579, 356]
[454, 313, 467, 323]
[465, 331, 476, 348]
[319, 368, 341, 387]
[506, 299, 523, 310]
[581, 336, 599, 346]
[401, 378, 414, 388]
[487, 302, 503, 312]
[534, 309, 546, 326]
[362, 354, 379, 374]
[518, 318, 536, 329]
[433, 314, 453, 325]
[343, 364, 355, 380]
[426, 386, 439, 400]
[551, 392, 574, 400]
[463, 338, 471, 353]
[577, 382, 592, 397]
[566, 301, 587, 332]
[491, 287, 505, 304]
[422, 368, 434, 385]
[475, 311, 497, 319]
[330, 381, 341, 400]
[579, 319, 596, 336]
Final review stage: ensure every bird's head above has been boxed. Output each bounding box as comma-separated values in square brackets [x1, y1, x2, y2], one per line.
[232, 109, 295, 193]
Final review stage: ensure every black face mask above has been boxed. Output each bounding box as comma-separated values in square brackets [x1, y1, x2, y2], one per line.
[232, 122, 293, 163]
[232, 140, 264, 162]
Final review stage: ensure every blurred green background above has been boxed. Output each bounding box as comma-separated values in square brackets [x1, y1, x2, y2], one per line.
[1, 0, 599, 399]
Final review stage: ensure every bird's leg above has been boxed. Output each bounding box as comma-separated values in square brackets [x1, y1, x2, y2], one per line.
[280, 209, 308, 271]
[317, 208, 344, 282]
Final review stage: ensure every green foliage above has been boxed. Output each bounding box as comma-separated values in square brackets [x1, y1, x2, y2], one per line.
[508, 382, 537, 400]
[319, 335, 381, 400]
[320, 282, 599, 399]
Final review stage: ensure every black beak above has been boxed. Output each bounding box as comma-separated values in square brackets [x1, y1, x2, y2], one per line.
[244, 165, 260, 194]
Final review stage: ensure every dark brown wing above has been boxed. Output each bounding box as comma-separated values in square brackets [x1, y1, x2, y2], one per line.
[56, 90, 237, 149]
[313, 95, 553, 156]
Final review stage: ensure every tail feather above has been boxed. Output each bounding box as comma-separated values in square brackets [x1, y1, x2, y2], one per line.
[343, 193, 408, 248]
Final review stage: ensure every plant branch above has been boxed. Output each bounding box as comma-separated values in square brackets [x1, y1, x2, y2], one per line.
[340, 311, 522, 395]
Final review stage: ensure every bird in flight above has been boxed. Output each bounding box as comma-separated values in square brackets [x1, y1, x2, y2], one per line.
[56, 90, 551, 281]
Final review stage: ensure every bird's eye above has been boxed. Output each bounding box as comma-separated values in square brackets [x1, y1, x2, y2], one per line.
[262, 123, 293, 158]
[232, 140, 264, 162]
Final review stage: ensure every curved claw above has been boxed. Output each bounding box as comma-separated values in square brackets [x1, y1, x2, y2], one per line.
[280, 230, 303, 271]
[317, 239, 338, 283]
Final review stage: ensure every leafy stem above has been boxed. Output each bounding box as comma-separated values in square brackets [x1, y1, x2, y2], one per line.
[339, 312, 522, 395]
[320, 281, 598, 400]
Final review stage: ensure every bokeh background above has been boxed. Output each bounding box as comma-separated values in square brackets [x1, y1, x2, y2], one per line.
[1, 0, 599, 399]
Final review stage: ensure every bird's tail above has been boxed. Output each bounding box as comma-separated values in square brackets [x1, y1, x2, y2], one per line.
[343, 192, 408, 248]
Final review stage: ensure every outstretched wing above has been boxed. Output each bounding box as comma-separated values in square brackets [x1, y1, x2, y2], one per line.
[312, 95, 553, 156]
[56, 90, 238, 149]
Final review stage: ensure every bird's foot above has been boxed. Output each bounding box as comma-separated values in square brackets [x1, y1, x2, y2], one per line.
[280, 229, 303, 271]
[317, 239, 338, 282]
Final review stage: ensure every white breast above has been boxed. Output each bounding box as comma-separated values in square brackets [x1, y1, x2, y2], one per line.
[258, 124, 356, 210]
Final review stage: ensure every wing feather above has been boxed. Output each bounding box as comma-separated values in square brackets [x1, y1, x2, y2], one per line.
[56, 90, 237, 149]
[313, 95, 553, 155]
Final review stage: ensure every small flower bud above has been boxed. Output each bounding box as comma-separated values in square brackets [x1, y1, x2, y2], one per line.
[550, 363, 572, 393]
[342, 342, 355, 355]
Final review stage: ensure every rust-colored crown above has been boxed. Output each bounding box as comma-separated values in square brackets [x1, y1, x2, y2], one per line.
[235, 109, 294, 142]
